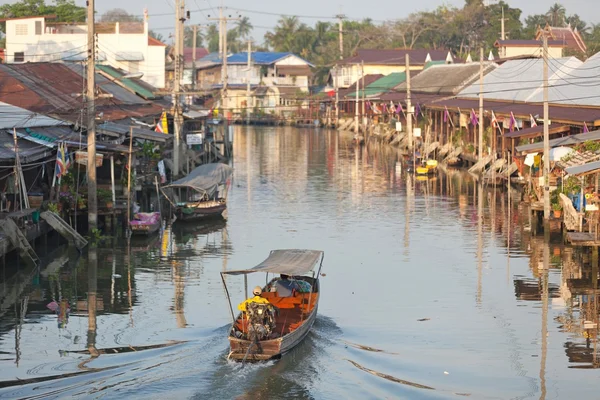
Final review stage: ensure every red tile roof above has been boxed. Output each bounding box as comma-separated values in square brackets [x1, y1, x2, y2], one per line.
[183, 48, 209, 63]
[148, 36, 167, 47]
[536, 25, 587, 54]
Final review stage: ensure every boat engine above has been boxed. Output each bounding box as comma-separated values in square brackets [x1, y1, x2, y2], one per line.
[246, 302, 275, 341]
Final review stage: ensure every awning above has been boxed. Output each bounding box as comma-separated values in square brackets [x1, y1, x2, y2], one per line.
[517, 129, 600, 154]
[97, 121, 172, 143]
[565, 161, 600, 177]
[183, 110, 210, 119]
[222, 249, 324, 276]
[115, 51, 144, 61]
[163, 163, 232, 195]
[504, 124, 570, 139]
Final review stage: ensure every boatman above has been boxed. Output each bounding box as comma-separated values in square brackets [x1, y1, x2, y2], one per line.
[238, 286, 271, 311]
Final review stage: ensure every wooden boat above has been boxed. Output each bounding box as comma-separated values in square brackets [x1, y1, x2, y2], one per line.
[162, 163, 233, 222]
[129, 212, 161, 235]
[221, 249, 325, 362]
[416, 166, 430, 175]
[426, 159, 438, 171]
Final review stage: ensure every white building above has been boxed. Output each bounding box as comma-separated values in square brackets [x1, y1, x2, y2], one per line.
[3, 15, 166, 88]
[196, 52, 313, 92]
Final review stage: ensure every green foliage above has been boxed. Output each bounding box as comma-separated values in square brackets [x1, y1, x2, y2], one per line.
[47, 202, 59, 213]
[583, 140, 600, 152]
[97, 188, 112, 203]
[141, 142, 161, 160]
[563, 176, 581, 195]
[0, 0, 85, 33]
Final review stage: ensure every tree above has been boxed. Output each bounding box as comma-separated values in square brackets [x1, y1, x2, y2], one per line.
[546, 3, 566, 27]
[99, 8, 142, 23]
[184, 26, 203, 48]
[235, 16, 253, 40]
[149, 30, 165, 43]
[566, 14, 588, 34]
[205, 24, 219, 53]
[0, 0, 85, 33]
[523, 14, 548, 38]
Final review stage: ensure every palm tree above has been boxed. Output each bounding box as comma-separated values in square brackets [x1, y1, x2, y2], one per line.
[206, 24, 220, 53]
[546, 3, 566, 27]
[236, 16, 253, 40]
[265, 16, 302, 51]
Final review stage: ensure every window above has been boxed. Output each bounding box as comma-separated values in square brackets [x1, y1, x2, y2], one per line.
[15, 24, 28, 35]
[14, 52, 24, 62]
[35, 21, 42, 35]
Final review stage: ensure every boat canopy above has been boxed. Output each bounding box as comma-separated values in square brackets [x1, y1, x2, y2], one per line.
[223, 249, 324, 276]
[163, 163, 232, 195]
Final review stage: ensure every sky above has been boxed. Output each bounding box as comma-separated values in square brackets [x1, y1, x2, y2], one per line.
[3, 0, 600, 46]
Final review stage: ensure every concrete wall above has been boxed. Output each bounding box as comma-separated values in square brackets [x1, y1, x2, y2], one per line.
[503, 46, 563, 58]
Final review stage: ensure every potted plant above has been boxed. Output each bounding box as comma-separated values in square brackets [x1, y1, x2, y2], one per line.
[552, 202, 563, 218]
[47, 202, 60, 214]
[97, 188, 113, 208]
[59, 191, 75, 211]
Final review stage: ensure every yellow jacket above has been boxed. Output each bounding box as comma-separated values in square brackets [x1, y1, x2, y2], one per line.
[237, 295, 271, 311]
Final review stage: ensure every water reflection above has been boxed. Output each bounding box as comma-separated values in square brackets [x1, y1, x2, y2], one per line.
[3, 127, 600, 398]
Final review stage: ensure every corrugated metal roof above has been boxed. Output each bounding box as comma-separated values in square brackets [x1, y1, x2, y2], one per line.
[97, 121, 172, 142]
[0, 131, 54, 163]
[95, 64, 157, 100]
[516, 129, 600, 153]
[395, 62, 497, 95]
[341, 49, 455, 65]
[565, 160, 600, 177]
[0, 102, 66, 129]
[357, 72, 406, 99]
[338, 74, 384, 98]
[503, 124, 569, 139]
[65, 64, 149, 104]
[228, 52, 291, 65]
[530, 52, 600, 106]
[427, 98, 600, 125]
[458, 57, 583, 102]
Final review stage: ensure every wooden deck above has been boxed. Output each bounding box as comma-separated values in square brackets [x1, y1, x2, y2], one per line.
[566, 232, 600, 246]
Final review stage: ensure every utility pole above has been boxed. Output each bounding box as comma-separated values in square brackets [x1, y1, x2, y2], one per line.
[173, 0, 186, 178]
[479, 47, 484, 161]
[192, 24, 197, 90]
[542, 31, 550, 221]
[361, 60, 365, 130]
[210, 7, 240, 120]
[500, 7, 506, 58]
[336, 12, 345, 60]
[334, 64, 339, 126]
[86, 0, 97, 232]
[405, 54, 413, 153]
[246, 40, 252, 125]
[354, 63, 360, 134]
[218, 1, 224, 57]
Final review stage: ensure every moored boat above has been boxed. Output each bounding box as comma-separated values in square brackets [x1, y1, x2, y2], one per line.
[129, 211, 161, 235]
[221, 249, 325, 362]
[162, 163, 233, 222]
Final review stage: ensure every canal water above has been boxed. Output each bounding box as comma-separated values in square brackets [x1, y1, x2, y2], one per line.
[0, 126, 598, 399]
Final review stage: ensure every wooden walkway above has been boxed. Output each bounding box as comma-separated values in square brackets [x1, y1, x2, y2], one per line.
[566, 232, 600, 246]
